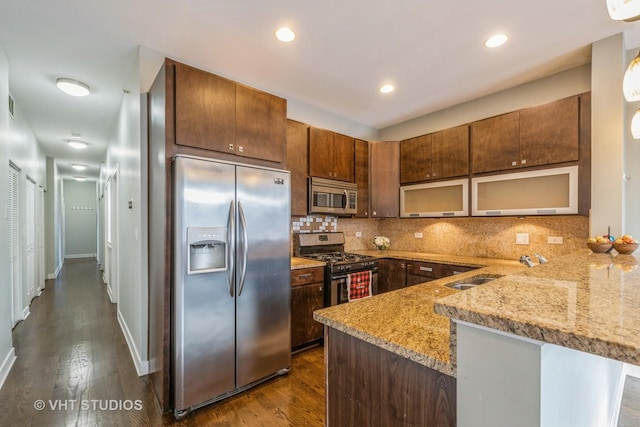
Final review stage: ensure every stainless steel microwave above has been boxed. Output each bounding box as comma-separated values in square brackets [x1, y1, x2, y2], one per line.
[308, 177, 357, 215]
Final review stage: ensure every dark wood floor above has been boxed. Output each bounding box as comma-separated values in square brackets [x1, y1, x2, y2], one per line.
[0, 258, 325, 427]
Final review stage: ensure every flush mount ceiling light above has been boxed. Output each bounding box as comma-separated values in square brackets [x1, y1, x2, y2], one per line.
[74, 176, 87, 182]
[484, 34, 509, 48]
[275, 27, 296, 42]
[623, 51, 640, 101]
[56, 78, 90, 97]
[67, 140, 88, 149]
[379, 84, 395, 94]
[606, 0, 640, 21]
[71, 164, 87, 171]
[631, 109, 640, 139]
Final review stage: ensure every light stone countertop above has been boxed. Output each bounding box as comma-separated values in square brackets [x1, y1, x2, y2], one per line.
[434, 249, 640, 366]
[312, 251, 525, 377]
[291, 257, 326, 270]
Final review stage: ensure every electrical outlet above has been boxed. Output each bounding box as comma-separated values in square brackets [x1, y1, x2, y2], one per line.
[516, 233, 529, 245]
[414, 232, 423, 238]
[355, 231, 362, 237]
[548, 236, 563, 244]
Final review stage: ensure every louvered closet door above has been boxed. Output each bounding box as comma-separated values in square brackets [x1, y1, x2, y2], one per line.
[9, 166, 20, 326]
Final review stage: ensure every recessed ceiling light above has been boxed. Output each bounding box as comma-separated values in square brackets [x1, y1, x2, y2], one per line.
[275, 27, 296, 42]
[485, 34, 509, 48]
[74, 176, 87, 182]
[379, 84, 395, 94]
[56, 78, 90, 97]
[68, 140, 88, 149]
[72, 164, 87, 171]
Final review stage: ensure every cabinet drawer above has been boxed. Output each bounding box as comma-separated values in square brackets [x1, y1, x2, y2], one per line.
[440, 264, 476, 277]
[406, 261, 442, 278]
[291, 267, 324, 287]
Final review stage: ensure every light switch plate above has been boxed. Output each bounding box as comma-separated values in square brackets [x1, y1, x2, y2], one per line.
[355, 231, 362, 237]
[516, 233, 530, 245]
[548, 236, 563, 244]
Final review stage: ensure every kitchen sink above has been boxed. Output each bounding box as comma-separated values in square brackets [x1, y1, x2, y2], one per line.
[446, 275, 503, 291]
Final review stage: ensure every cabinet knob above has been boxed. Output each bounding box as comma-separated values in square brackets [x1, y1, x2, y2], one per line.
[425, 173, 430, 178]
[319, 286, 323, 292]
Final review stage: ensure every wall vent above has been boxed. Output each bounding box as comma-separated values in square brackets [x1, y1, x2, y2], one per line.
[8, 94, 14, 119]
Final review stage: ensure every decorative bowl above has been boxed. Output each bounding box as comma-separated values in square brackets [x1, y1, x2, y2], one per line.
[587, 242, 613, 253]
[613, 242, 639, 255]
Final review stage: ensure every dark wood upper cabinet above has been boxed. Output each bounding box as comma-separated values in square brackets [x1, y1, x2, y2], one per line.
[432, 124, 470, 179]
[401, 125, 469, 184]
[309, 127, 355, 182]
[235, 85, 286, 163]
[287, 119, 309, 216]
[471, 111, 520, 174]
[174, 62, 236, 152]
[354, 139, 369, 218]
[472, 95, 580, 174]
[370, 141, 399, 218]
[519, 95, 579, 168]
[173, 61, 285, 164]
[400, 134, 432, 183]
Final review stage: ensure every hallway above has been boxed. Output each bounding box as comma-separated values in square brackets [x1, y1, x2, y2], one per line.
[0, 258, 325, 426]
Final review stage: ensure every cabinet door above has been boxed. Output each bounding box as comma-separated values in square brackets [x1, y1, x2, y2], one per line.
[235, 85, 286, 163]
[332, 133, 355, 182]
[354, 139, 369, 218]
[370, 141, 399, 218]
[174, 62, 236, 152]
[471, 112, 520, 174]
[287, 120, 309, 216]
[378, 259, 406, 294]
[291, 283, 324, 348]
[432, 125, 469, 179]
[519, 96, 579, 168]
[400, 134, 433, 184]
[308, 127, 335, 179]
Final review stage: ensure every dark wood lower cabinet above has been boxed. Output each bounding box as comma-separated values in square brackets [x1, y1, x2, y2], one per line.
[291, 283, 324, 349]
[325, 328, 456, 426]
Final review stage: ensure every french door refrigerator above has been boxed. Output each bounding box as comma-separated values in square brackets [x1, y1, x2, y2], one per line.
[172, 155, 291, 419]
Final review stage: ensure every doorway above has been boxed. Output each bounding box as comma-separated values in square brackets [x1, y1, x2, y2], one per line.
[105, 172, 118, 304]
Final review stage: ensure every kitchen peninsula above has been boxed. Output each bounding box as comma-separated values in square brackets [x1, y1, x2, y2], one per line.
[314, 249, 640, 426]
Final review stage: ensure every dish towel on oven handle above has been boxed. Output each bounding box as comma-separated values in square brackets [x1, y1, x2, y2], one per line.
[347, 270, 372, 302]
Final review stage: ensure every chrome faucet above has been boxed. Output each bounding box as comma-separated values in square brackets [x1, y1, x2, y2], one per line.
[519, 255, 534, 268]
[534, 253, 548, 264]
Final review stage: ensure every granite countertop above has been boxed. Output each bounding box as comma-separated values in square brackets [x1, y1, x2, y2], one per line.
[291, 257, 325, 270]
[313, 251, 525, 377]
[435, 249, 640, 366]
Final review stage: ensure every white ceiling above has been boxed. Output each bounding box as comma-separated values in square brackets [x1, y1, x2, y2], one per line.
[1, 0, 640, 180]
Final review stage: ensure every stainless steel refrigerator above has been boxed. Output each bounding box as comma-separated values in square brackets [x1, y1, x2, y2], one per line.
[172, 155, 291, 419]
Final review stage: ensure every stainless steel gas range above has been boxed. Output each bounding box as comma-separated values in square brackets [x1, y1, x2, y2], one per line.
[294, 232, 378, 306]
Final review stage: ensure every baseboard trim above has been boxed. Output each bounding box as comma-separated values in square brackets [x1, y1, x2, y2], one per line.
[0, 348, 16, 391]
[65, 253, 97, 259]
[47, 259, 63, 280]
[106, 284, 115, 304]
[117, 310, 150, 377]
[21, 306, 30, 321]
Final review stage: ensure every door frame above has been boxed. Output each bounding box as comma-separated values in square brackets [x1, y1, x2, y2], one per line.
[9, 163, 23, 327]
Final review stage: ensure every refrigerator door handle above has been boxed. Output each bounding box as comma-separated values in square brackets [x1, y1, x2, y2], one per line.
[237, 201, 249, 296]
[227, 201, 235, 297]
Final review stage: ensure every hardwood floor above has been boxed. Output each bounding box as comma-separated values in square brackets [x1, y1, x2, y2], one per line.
[0, 258, 325, 426]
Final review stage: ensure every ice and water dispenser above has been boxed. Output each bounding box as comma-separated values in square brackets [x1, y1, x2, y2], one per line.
[187, 227, 227, 274]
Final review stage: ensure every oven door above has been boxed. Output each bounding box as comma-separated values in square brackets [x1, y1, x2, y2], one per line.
[329, 269, 378, 306]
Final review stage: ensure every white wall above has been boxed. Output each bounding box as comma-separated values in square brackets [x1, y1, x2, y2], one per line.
[63, 180, 97, 257]
[624, 48, 640, 240]
[0, 43, 47, 388]
[45, 157, 63, 278]
[0, 44, 15, 389]
[101, 47, 149, 375]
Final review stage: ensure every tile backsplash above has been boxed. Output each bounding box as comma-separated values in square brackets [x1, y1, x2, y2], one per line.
[291, 215, 590, 262]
